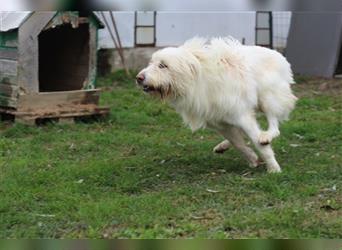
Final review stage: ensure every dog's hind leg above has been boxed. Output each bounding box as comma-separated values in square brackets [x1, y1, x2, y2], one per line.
[220, 126, 260, 168]
[236, 114, 281, 173]
[259, 114, 280, 145]
[213, 139, 231, 153]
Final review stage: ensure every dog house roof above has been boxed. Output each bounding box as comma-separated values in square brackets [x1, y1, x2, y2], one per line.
[0, 11, 104, 32]
[0, 11, 32, 32]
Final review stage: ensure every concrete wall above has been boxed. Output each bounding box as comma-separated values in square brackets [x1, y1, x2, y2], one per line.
[98, 47, 159, 75]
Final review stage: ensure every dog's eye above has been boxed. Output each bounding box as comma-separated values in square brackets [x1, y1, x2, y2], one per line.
[159, 63, 168, 69]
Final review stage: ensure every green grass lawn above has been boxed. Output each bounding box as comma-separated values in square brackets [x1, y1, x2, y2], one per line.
[0, 71, 341, 238]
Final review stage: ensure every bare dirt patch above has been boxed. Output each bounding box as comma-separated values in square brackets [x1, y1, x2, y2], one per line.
[293, 76, 342, 98]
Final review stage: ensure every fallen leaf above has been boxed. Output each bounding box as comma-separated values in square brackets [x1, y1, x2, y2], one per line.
[190, 215, 205, 220]
[318, 82, 329, 91]
[290, 144, 301, 147]
[321, 185, 337, 192]
[190, 215, 214, 220]
[242, 177, 255, 181]
[34, 214, 56, 218]
[242, 171, 252, 177]
[206, 188, 220, 193]
[75, 179, 84, 184]
[293, 133, 304, 139]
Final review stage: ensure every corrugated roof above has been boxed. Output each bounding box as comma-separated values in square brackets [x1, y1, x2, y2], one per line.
[0, 11, 32, 32]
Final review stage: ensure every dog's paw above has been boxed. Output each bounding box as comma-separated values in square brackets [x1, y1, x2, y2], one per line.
[249, 158, 263, 168]
[213, 140, 230, 153]
[258, 132, 272, 145]
[267, 166, 282, 173]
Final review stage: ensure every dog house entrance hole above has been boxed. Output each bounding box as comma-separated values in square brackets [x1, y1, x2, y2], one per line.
[39, 23, 90, 92]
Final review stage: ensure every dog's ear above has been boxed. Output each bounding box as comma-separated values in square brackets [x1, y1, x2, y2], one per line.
[182, 37, 207, 62]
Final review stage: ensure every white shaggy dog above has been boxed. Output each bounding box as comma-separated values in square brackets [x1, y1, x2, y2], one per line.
[136, 37, 297, 173]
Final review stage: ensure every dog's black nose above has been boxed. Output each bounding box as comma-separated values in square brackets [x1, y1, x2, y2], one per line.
[136, 74, 145, 85]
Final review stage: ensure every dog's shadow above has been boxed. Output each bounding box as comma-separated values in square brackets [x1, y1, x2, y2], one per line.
[133, 151, 264, 192]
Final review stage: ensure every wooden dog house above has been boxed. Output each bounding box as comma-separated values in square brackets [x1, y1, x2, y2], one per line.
[0, 11, 109, 124]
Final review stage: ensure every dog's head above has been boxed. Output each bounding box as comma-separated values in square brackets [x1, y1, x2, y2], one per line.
[136, 47, 201, 99]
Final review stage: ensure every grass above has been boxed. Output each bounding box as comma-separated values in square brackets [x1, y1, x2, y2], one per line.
[0, 70, 341, 238]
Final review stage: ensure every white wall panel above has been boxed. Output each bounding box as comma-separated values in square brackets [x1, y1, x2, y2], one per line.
[156, 12, 256, 47]
[97, 11, 292, 49]
[97, 11, 135, 48]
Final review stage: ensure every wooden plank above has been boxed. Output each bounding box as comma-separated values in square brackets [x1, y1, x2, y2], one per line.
[0, 104, 109, 126]
[0, 83, 19, 97]
[0, 59, 17, 75]
[17, 89, 101, 111]
[0, 49, 18, 60]
[0, 74, 17, 85]
[2, 40, 18, 48]
[15, 117, 36, 125]
[0, 30, 18, 47]
[18, 12, 56, 93]
[0, 95, 17, 108]
[89, 13, 104, 29]
[88, 24, 97, 89]
[20, 12, 56, 38]
[15, 106, 109, 117]
[78, 17, 89, 24]
[58, 117, 75, 124]
[44, 11, 80, 30]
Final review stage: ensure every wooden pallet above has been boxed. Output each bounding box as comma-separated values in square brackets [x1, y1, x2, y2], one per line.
[0, 105, 110, 125]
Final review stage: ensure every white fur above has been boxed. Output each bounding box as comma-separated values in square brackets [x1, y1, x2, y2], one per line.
[137, 37, 297, 173]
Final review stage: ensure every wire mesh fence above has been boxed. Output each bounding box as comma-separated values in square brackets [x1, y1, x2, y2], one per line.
[272, 11, 292, 53]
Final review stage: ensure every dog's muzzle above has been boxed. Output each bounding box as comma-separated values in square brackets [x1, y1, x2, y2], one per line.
[136, 73, 157, 93]
[142, 85, 157, 92]
[136, 73, 145, 85]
